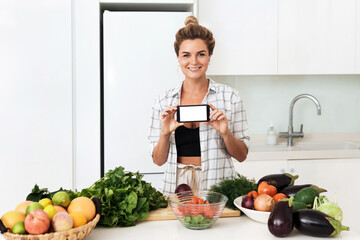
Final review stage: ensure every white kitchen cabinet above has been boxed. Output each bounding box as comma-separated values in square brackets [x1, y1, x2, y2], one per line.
[0, 0, 72, 215]
[233, 160, 288, 182]
[198, 0, 278, 75]
[279, 0, 356, 74]
[288, 158, 360, 235]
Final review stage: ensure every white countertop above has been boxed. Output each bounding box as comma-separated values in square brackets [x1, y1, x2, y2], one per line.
[85, 216, 359, 240]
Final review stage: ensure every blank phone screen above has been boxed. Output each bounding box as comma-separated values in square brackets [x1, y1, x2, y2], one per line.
[179, 105, 208, 122]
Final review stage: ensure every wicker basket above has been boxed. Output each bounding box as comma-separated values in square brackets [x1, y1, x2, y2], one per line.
[0, 198, 102, 240]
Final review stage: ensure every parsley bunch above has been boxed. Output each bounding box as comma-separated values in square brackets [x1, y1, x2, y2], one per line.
[78, 166, 167, 227]
[210, 174, 257, 210]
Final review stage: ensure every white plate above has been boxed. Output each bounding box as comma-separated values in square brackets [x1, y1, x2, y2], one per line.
[233, 196, 271, 223]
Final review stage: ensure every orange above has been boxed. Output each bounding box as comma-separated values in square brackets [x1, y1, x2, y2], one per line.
[54, 205, 67, 213]
[67, 197, 95, 222]
[69, 212, 87, 228]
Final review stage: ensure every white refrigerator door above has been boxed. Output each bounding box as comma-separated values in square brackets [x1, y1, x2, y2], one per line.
[103, 11, 190, 179]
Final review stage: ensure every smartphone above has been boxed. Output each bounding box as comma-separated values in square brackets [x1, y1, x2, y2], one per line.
[176, 104, 210, 123]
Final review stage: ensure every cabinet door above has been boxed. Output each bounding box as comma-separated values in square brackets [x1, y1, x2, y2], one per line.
[233, 160, 288, 182]
[279, 0, 356, 74]
[288, 159, 360, 235]
[0, 1, 72, 214]
[199, 0, 277, 75]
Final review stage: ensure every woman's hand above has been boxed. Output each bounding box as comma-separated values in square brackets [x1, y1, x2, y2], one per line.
[204, 103, 229, 135]
[160, 106, 184, 135]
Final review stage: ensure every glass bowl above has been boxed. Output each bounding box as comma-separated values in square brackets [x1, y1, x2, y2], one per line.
[167, 190, 228, 230]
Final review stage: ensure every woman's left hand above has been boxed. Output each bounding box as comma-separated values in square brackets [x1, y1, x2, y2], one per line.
[204, 103, 229, 135]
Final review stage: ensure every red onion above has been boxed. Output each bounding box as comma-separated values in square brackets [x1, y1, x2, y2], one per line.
[241, 195, 255, 210]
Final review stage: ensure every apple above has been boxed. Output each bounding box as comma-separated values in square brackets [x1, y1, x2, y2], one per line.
[24, 209, 50, 235]
[52, 212, 73, 232]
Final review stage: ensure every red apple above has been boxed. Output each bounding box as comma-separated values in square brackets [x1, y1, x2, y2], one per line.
[24, 209, 50, 234]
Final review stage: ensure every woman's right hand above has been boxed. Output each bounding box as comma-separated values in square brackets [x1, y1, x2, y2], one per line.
[161, 106, 183, 136]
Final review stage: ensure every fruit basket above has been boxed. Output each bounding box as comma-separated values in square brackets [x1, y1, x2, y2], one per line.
[0, 198, 102, 240]
[167, 190, 227, 230]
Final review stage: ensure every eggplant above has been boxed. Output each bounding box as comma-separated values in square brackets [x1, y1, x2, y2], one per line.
[268, 197, 294, 237]
[294, 209, 349, 237]
[0, 219, 8, 234]
[257, 173, 298, 191]
[280, 184, 327, 197]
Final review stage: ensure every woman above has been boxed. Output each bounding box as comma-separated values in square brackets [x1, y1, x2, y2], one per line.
[149, 16, 250, 194]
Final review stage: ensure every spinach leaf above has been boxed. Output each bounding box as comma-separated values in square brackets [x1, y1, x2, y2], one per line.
[78, 166, 167, 227]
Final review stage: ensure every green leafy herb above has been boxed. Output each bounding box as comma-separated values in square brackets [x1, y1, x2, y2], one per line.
[78, 166, 168, 227]
[26, 184, 77, 202]
[210, 174, 257, 210]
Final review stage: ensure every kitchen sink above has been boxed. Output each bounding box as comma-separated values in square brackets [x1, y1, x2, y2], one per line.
[250, 141, 360, 152]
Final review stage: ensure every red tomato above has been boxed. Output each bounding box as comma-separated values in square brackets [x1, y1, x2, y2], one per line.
[258, 181, 277, 197]
[273, 193, 288, 202]
[246, 191, 259, 199]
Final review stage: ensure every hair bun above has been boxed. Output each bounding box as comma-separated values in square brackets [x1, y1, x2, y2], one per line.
[184, 16, 199, 26]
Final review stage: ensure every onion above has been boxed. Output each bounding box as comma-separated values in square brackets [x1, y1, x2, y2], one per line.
[254, 194, 275, 212]
[175, 184, 193, 202]
[241, 195, 255, 209]
[175, 184, 192, 193]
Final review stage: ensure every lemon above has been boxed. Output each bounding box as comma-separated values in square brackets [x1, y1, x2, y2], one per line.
[44, 205, 57, 219]
[39, 198, 52, 208]
[12, 221, 26, 234]
[52, 191, 70, 208]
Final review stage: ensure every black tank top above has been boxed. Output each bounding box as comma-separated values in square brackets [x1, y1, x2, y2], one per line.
[175, 126, 201, 157]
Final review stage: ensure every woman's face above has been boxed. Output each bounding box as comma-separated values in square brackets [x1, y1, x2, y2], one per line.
[177, 38, 210, 81]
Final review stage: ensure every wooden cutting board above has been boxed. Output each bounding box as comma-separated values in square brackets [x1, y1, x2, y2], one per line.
[145, 205, 240, 221]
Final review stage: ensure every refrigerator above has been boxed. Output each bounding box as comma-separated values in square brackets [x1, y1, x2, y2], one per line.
[103, 11, 190, 190]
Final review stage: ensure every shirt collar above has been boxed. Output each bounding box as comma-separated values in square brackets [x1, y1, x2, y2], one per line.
[171, 78, 217, 97]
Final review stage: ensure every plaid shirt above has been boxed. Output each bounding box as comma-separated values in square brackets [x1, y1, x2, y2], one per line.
[148, 79, 250, 194]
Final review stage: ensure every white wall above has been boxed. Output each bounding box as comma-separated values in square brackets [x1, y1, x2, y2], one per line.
[0, 0, 73, 216]
[210, 75, 360, 135]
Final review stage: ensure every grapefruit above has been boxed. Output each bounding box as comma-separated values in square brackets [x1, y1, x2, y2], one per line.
[67, 197, 96, 222]
[69, 212, 87, 228]
[1, 211, 26, 230]
[15, 201, 33, 215]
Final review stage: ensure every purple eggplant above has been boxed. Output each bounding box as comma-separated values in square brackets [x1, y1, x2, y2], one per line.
[280, 184, 327, 197]
[294, 209, 349, 237]
[257, 173, 298, 191]
[268, 197, 294, 237]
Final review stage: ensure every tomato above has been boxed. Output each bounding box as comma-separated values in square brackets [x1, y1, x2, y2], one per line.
[246, 191, 259, 199]
[273, 193, 288, 202]
[258, 181, 277, 197]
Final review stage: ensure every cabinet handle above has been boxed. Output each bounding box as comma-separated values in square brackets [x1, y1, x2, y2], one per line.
[290, 168, 295, 173]
[280, 168, 285, 173]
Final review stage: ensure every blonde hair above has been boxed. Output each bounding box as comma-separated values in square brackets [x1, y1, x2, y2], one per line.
[174, 16, 215, 57]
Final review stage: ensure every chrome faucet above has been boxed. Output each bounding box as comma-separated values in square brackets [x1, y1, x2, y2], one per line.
[279, 94, 321, 146]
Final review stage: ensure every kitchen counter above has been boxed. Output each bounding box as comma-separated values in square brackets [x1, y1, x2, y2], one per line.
[85, 216, 359, 240]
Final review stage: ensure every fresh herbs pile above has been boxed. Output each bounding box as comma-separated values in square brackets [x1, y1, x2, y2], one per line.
[77, 166, 167, 227]
[26, 166, 168, 227]
[210, 174, 257, 210]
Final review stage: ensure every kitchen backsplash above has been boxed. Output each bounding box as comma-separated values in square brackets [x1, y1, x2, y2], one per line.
[209, 75, 360, 135]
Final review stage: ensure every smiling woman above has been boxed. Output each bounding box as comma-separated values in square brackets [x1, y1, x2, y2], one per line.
[148, 16, 250, 195]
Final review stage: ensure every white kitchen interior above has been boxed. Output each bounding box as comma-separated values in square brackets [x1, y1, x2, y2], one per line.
[1, 0, 360, 239]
